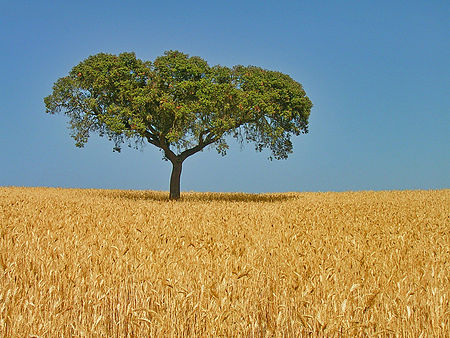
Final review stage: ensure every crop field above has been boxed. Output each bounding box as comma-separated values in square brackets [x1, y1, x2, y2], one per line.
[0, 187, 448, 336]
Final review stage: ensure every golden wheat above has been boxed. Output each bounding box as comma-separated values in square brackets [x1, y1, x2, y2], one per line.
[0, 187, 448, 336]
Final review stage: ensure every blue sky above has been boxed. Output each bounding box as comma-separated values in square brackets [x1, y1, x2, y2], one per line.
[0, 0, 448, 193]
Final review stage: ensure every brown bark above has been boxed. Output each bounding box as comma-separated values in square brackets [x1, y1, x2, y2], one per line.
[159, 133, 219, 200]
[169, 160, 182, 200]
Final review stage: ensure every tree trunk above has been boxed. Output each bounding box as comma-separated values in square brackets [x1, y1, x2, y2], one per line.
[169, 160, 183, 200]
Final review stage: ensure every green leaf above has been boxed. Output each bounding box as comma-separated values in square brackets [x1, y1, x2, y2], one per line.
[44, 50, 312, 160]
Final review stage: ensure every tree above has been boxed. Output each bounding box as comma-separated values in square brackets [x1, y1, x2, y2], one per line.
[44, 51, 312, 199]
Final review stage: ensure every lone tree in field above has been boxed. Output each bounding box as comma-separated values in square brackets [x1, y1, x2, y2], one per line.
[45, 51, 312, 199]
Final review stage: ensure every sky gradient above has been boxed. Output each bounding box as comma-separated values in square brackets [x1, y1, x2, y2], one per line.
[1, 0, 448, 193]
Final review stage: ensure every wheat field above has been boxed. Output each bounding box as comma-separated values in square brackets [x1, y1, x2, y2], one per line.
[0, 187, 448, 336]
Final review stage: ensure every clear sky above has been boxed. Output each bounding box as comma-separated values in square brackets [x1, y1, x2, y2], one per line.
[0, 0, 448, 193]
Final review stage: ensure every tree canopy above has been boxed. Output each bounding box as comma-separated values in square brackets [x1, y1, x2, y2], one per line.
[45, 51, 312, 199]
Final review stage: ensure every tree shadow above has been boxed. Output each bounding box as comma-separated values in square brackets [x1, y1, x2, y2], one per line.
[103, 190, 298, 203]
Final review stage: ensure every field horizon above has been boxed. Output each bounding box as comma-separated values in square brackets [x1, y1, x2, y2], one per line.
[2, 185, 447, 198]
[1, 187, 448, 336]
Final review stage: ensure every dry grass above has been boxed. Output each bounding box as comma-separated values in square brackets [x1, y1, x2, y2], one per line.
[0, 187, 448, 336]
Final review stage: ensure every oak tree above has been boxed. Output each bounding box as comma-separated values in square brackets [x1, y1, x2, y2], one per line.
[44, 51, 312, 199]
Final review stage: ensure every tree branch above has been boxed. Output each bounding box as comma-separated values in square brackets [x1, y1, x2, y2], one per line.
[179, 132, 221, 160]
[157, 134, 178, 162]
[143, 130, 161, 147]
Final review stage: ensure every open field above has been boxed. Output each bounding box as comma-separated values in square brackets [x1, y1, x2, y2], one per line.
[0, 187, 448, 336]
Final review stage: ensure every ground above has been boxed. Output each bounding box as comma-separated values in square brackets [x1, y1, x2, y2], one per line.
[0, 187, 448, 336]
